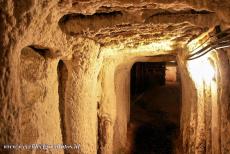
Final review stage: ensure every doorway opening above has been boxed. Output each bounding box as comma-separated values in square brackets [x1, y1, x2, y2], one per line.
[128, 62, 182, 154]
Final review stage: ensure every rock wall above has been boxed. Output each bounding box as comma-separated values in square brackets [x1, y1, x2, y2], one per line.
[1, 0, 230, 154]
[20, 47, 63, 153]
[177, 32, 230, 154]
[217, 49, 230, 153]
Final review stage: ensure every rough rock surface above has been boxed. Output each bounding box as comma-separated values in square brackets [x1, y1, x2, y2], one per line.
[0, 0, 230, 154]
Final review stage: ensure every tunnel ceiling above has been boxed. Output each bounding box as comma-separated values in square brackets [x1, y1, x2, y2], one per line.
[3, 0, 230, 58]
[57, 0, 221, 50]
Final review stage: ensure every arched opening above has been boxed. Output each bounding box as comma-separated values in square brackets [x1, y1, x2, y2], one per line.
[128, 61, 182, 154]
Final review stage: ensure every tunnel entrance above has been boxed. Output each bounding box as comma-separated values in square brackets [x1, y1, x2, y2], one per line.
[128, 62, 182, 154]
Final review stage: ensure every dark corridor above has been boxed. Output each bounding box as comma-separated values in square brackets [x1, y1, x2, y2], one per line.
[131, 62, 166, 97]
[129, 62, 182, 154]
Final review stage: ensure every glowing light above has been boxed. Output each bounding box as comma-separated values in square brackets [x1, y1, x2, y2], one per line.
[188, 55, 215, 83]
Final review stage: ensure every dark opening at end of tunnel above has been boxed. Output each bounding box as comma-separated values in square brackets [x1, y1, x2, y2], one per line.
[129, 62, 182, 154]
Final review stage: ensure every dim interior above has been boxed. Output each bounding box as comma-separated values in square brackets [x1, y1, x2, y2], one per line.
[129, 62, 181, 154]
[1, 1, 230, 154]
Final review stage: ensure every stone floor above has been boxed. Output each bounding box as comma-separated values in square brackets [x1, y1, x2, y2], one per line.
[128, 83, 182, 154]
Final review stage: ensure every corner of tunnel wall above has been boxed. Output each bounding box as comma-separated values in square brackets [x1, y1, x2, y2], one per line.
[183, 21, 230, 153]
[97, 58, 117, 154]
[177, 52, 198, 154]
[113, 60, 133, 154]
[215, 48, 230, 153]
[178, 43, 229, 154]
[97, 56, 135, 154]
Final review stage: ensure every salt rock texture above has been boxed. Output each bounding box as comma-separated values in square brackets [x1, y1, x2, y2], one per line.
[0, 0, 230, 154]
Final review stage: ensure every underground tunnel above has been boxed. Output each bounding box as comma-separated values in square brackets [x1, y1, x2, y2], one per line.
[1, 0, 230, 154]
[129, 62, 181, 154]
